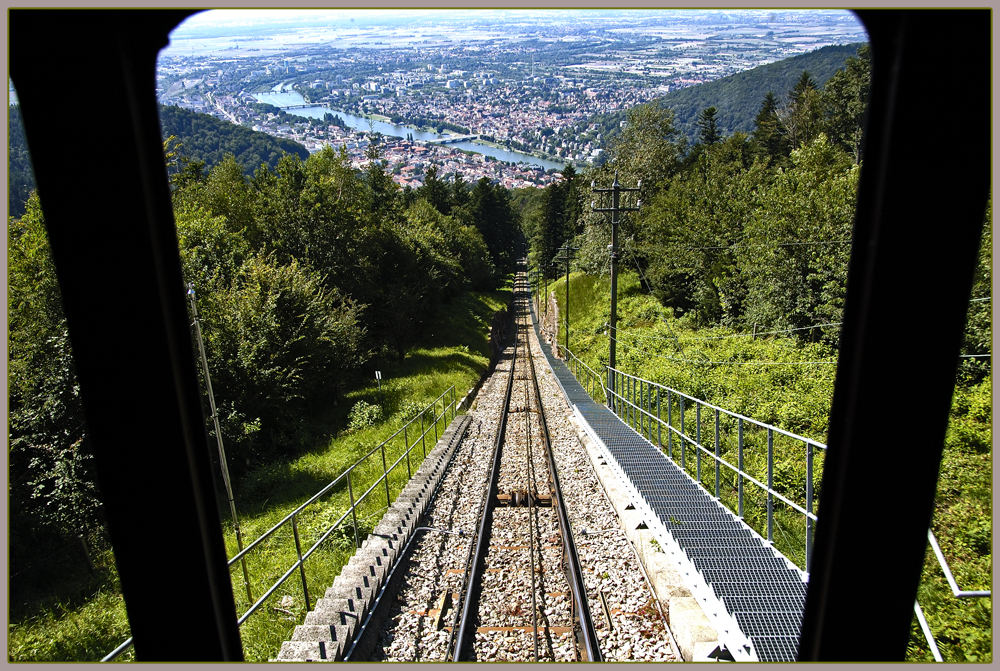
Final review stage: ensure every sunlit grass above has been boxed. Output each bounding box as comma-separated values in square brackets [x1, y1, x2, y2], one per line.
[8, 285, 510, 662]
[552, 269, 990, 663]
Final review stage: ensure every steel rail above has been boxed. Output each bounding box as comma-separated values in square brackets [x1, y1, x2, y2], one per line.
[526, 314, 604, 663]
[450, 316, 520, 661]
[523, 364, 540, 662]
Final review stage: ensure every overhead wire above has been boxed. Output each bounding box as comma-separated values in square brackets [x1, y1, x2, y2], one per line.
[610, 334, 837, 366]
[623, 321, 843, 343]
[683, 239, 852, 251]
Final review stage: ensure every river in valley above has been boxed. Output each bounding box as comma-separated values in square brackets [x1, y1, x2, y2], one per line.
[254, 90, 565, 170]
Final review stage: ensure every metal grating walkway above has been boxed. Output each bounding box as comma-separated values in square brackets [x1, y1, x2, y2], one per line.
[531, 314, 805, 662]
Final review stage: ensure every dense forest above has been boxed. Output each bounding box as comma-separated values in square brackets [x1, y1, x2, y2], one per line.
[158, 104, 310, 177]
[8, 133, 521, 616]
[7, 104, 312, 219]
[530, 44, 873, 333]
[584, 42, 865, 149]
[524, 43, 992, 662]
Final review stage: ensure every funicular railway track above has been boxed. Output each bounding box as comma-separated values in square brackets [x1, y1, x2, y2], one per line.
[356, 268, 677, 663]
[450, 279, 601, 662]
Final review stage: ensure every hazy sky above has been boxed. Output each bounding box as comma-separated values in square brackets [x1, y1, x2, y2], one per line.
[172, 8, 862, 38]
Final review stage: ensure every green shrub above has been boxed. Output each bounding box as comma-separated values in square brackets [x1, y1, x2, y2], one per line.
[347, 400, 384, 433]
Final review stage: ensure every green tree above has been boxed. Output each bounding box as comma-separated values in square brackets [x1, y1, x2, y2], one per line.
[698, 106, 721, 146]
[739, 134, 857, 339]
[638, 133, 766, 325]
[821, 44, 871, 164]
[751, 91, 790, 166]
[781, 71, 824, 150]
[363, 140, 402, 229]
[418, 164, 452, 215]
[8, 194, 103, 555]
[458, 178, 520, 280]
[608, 99, 682, 193]
[193, 253, 366, 467]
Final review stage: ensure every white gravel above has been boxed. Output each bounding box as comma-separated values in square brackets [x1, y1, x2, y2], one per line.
[369, 274, 679, 662]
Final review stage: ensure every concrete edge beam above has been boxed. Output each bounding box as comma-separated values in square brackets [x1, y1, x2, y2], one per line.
[277, 412, 473, 661]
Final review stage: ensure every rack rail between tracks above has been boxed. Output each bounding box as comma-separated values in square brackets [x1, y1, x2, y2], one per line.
[450, 290, 602, 663]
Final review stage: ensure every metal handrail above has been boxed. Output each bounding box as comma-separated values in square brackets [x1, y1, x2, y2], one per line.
[609, 366, 828, 449]
[102, 386, 459, 662]
[561, 359, 972, 661]
[927, 530, 991, 598]
[607, 365, 821, 576]
[227, 385, 456, 567]
[557, 344, 609, 404]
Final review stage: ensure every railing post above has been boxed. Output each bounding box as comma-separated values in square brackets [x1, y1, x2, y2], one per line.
[433, 399, 439, 442]
[680, 396, 686, 471]
[404, 425, 412, 479]
[628, 375, 633, 427]
[714, 409, 720, 499]
[615, 369, 619, 414]
[646, 382, 653, 442]
[806, 441, 814, 574]
[737, 418, 744, 518]
[630, 375, 635, 428]
[667, 391, 673, 458]
[767, 428, 774, 543]
[381, 442, 391, 507]
[635, 378, 639, 429]
[645, 381, 651, 440]
[696, 403, 702, 483]
[292, 515, 311, 610]
[348, 470, 360, 548]
[646, 382, 652, 441]
[638, 379, 644, 436]
[656, 388, 661, 449]
[420, 411, 427, 457]
[607, 367, 613, 411]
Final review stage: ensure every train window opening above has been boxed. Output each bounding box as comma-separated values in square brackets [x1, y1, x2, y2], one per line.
[7, 9, 990, 663]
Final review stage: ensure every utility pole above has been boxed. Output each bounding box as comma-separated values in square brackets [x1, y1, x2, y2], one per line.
[187, 284, 253, 603]
[550, 261, 559, 341]
[553, 243, 579, 356]
[591, 173, 641, 407]
[542, 266, 549, 317]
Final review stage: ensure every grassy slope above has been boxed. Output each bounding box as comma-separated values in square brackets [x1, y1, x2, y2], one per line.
[8, 284, 511, 662]
[548, 270, 991, 663]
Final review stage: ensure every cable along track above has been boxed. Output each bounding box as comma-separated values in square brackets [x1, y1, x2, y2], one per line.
[449, 286, 601, 662]
[365, 271, 676, 663]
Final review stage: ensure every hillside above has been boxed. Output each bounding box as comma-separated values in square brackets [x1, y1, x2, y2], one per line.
[595, 42, 867, 147]
[158, 104, 309, 175]
[7, 105, 311, 218]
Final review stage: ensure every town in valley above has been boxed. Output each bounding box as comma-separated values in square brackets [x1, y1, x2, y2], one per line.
[158, 9, 867, 189]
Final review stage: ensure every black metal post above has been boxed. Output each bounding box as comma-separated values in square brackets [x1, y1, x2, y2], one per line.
[10, 10, 243, 661]
[799, 12, 989, 660]
[592, 173, 640, 408]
